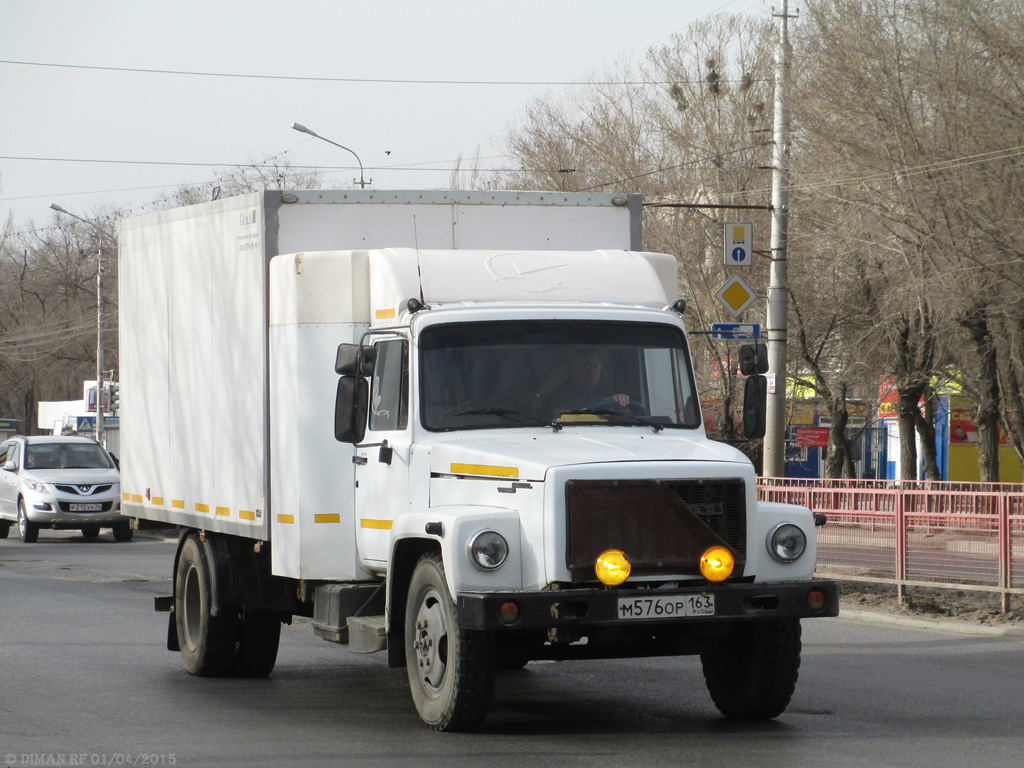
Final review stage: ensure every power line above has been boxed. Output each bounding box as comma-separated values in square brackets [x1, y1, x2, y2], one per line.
[0, 58, 762, 87]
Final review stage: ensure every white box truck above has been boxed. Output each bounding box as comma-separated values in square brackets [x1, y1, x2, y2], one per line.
[118, 190, 837, 731]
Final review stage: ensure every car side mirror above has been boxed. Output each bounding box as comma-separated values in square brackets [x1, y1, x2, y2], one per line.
[335, 343, 377, 376]
[1, 459, 16, 472]
[742, 374, 767, 440]
[335, 376, 369, 443]
[739, 343, 769, 376]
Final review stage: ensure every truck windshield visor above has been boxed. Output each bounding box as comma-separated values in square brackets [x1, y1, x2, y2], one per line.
[419, 320, 701, 431]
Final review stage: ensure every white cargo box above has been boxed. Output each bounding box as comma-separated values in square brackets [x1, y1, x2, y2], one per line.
[118, 190, 643, 578]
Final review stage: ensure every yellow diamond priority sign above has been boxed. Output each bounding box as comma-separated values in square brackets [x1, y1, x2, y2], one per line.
[715, 275, 757, 318]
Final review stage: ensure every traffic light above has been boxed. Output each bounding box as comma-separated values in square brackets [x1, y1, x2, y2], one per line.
[109, 381, 120, 414]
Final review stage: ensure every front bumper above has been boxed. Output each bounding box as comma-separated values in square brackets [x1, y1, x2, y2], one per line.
[457, 579, 839, 631]
[25, 496, 124, 527]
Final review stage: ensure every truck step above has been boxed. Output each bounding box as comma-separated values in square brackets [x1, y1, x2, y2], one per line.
[347, 615, 387, 654]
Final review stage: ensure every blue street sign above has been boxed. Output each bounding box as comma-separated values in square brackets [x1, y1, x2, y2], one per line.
[0, 418, 18, 431]
[710, 323, 761, 340]
[731, 246, 748, 264]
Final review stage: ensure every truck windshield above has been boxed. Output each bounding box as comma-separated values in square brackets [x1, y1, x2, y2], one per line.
[420, 320, 701, 431]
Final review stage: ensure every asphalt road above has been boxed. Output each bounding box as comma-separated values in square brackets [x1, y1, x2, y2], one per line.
[2, 530, 1023, 768]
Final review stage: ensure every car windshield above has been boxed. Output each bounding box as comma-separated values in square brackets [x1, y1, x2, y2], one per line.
[420, 320, 701, 431]
[24, 443, 113, 470]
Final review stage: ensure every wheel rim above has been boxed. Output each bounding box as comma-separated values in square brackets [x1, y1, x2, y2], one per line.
[18, 504, 26, 538]
[412, 586, 449, 695]
[181, 561, 202, 651]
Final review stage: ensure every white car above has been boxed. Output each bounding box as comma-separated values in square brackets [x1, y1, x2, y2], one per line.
[0, 435, 129, 543]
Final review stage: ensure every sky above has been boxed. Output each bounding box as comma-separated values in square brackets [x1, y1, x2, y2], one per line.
[1, 0, 763, 232]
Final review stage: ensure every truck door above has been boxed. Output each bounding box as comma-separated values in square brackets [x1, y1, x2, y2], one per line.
[354, 336, 411, 568]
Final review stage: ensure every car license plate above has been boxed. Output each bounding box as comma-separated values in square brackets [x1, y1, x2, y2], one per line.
[69, 503, 102, 512]
[617, 594, 715, 620]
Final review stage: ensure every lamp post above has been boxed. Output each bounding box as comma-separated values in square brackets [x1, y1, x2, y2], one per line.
[50, 204, 105, 447]
[292, 122, 370, 189]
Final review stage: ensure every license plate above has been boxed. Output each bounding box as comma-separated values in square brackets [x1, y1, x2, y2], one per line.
[69, 503, 102, 512]
[617, 593, 715, 620]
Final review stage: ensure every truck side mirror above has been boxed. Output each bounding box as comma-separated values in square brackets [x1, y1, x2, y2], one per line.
[335, 377, 369, 443]
[739, 343, 769, 376]
[742, 374, 767, 440]
[335, 344, 377, 376]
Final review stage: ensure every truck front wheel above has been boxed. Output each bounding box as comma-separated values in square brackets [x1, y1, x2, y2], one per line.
[700, 617, 802, 720]
[404, 552, 496, 731]
[175, 535, 239, 676]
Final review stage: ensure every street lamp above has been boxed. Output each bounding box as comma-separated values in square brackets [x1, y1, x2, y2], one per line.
[50, 204, 106, 447]
[292, 122, 370, 189]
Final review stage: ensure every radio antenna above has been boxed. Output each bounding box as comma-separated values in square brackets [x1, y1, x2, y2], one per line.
[412, 215, 425, 303]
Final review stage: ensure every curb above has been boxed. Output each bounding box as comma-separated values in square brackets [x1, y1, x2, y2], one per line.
[839, 608, 1024, 638]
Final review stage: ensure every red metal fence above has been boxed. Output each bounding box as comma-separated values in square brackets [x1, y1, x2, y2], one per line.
[758, 479, 1023, 612]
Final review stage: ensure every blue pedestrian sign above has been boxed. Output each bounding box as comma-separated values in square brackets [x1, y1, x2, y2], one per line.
[710, 323, 761, 340]
[724, 222, 753, 267]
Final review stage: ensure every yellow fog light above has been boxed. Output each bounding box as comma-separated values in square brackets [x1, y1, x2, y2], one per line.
[595, 549, 631, 585]
[700, 546, 735, 582]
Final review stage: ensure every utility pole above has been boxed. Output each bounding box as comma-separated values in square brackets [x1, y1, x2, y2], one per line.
[762, 0, 794, 477]
[51, 204, 105, 447]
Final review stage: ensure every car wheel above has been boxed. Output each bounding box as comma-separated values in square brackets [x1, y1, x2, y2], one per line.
[405, 552, 496, 731]
[17, 499, 39, 543]
[81, 525, 101, 539]
[112, 521, 134, 542]
[175, 534, 239, 676]
[233, 610, 282, 678]
[700, 617, 802, 720]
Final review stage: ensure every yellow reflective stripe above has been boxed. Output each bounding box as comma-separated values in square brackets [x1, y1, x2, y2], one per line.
[239, 509, 256, 521]
[151, 496, 164, 506]
[196, 503, 210, 514]
[276, 513, 295, 524]
[215, 506, 230, 517]
[130, 494, 144, 503]
[360, 518, 393, 530]
[315, 513, 341, 523]
[450, 463, 519, 479]
[122, 492, 131, 501]
[172, 499, 186, 510]
[375, 308, 396, 319]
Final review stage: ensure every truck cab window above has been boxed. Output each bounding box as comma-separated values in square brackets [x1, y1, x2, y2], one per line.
[420, 320, 700, 432]
[369, 338, 409, 432]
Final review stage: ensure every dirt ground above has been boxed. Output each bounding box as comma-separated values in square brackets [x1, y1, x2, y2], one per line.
[838, 580, 1023, 626]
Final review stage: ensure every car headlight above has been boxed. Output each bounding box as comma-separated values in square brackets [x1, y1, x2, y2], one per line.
[25, 480, 50, 494]
[767, 523, 807, 563]
[469, 530, 509, 570]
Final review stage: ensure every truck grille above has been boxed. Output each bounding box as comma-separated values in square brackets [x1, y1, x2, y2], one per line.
[662, 479, 746, 554]
[54, 483, 113, 496]
[564, 478, 746, 582]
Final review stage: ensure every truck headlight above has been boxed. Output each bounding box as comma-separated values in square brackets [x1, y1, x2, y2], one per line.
[469, 530, 509, 570]
[767, 523, 807, 563]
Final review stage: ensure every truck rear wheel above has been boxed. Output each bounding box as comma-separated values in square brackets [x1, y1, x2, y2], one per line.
[175, 535, 239, 676]
[405, 552, 496, 731]
[234, 611, 282, 677]
[700, 617, 801, 720]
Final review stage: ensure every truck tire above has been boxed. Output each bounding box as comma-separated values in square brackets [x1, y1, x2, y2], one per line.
[233, 611, 282, 677]
[0, 521, 11, 538]
[112, 521, 134, 542]
[18, 500, 39, 543]
[405, 552, 496, 731]
[81, 525, 100, 539]
[175, 535, 239, 676]
[700, 617, 801, 720]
